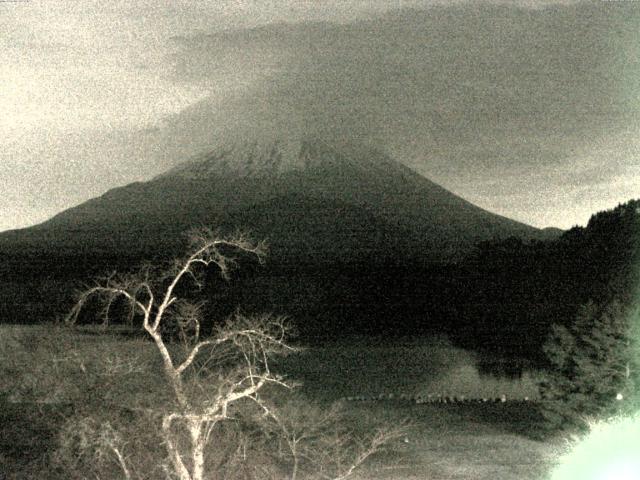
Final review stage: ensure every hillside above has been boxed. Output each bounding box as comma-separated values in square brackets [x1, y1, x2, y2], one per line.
[0, 138, 566, 336]
[0, 138, 553, 263]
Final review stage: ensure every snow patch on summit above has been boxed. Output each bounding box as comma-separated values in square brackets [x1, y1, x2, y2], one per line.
[158, 137, 401, 181]
[162, 138, 304, 179]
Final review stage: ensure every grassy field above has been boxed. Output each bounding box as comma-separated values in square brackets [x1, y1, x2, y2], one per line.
[0, 326, 565, 479]
[344, 401, 563, 480]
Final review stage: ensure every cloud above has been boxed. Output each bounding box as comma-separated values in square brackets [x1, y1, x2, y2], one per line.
[1, 0, 638, 231]
[155, 2, 640, 228]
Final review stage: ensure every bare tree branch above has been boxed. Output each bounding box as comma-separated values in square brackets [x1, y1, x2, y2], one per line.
[64, 230, 290, 480]
[62, 229, 402, 480]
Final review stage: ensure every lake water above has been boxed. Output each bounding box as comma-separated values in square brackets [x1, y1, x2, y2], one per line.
[276, 336, 541, 401]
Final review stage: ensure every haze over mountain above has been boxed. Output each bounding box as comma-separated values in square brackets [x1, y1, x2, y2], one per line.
[0, 138, 557, 263]
[4, 2, 639, 232]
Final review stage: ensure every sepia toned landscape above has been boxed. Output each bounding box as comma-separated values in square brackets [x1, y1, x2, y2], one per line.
[1, 1, 639, 479]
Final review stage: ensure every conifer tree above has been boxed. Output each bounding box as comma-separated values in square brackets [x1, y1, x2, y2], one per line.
[540, 299, 639, 430]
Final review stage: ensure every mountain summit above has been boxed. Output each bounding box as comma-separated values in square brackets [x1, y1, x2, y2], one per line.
[2, 138, 553, 262]
[160, 138, 409, 180]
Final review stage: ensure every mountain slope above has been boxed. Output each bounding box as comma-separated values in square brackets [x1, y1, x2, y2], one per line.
[0, 138, 554, 262]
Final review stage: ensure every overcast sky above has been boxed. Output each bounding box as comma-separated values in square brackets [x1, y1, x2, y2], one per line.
[1, 0, 638, 231]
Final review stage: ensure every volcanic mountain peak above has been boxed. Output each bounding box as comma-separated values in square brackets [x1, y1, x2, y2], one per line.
[160, 137, 404, 181]
[163, 139, 297, 179]
[0, 136, 559, 262]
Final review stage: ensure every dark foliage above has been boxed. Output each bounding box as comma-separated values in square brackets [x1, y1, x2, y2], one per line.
[452, 199, 640, 364]
[538, 300, 640, 430]
[1, 200, 639, 373]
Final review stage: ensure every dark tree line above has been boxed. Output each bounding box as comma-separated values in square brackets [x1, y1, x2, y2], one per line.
[450, 200, 640, 363]
[1, 200, 639, 378]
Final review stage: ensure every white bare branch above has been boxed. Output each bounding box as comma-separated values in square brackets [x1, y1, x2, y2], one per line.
[64, 230, 286, 480]
[62, 228, 398, 480]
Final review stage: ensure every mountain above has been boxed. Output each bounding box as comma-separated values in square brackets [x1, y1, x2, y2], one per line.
[0, 138, 555, 263]
[0, 137, 566, 336]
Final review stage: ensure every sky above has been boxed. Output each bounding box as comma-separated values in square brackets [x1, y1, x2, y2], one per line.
[1, 0, 638, 232]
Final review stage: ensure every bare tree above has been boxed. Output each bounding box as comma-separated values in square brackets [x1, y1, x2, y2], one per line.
[66, 229, 294, 480]
[261, 398, 409, 480]
[64, 229, 405, 480]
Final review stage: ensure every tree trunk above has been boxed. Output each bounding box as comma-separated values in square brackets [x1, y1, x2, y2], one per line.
[163, 415, 192, 480]
[190, 420, 206, 480]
